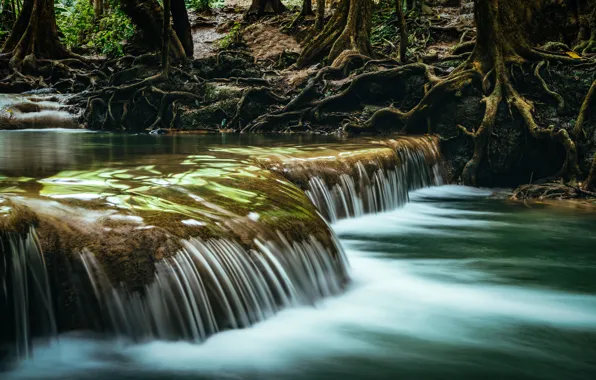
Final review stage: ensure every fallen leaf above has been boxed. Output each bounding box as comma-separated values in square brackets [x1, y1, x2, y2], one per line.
[566, 51, 581, 59]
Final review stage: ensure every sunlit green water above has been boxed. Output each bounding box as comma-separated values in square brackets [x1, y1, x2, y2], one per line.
[1, 132, 596, 380]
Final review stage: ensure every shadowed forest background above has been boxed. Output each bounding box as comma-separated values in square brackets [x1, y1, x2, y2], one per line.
[1, 0, 596, 195]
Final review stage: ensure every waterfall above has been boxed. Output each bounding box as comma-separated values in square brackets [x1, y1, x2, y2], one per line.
[0, 135, 443, 364]
[0, 228, 57, 362]
[264, 137, 444, 223]
[77, 234, 348, 342]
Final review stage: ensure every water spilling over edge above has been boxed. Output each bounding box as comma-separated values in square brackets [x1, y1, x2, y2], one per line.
[259, 137, 444, 222]
[0, 135, 442, 364]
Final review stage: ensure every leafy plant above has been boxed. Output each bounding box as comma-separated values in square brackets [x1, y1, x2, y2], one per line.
[91, 8, 135, 56]
[56, 0, 135, 57]
[56, 0, 95, 48]
[185, 0, 211, 12]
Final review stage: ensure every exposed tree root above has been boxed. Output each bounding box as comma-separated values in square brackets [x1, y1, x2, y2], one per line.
[245, 0, 591, 187]
[296, 0, 374, 68]
[574, 79, 596, 140]
[533, 61, 565, 114]
[512, 182, 596, 201]
[585, 155, 596, 191]
[457, 78, 502, 185]
[230, 87, 288, 130]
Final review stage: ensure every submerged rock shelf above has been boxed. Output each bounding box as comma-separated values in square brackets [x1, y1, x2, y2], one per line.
[0, 133, 442, 364]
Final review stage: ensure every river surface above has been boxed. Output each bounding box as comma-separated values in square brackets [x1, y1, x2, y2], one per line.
[2, 131, 596, 380]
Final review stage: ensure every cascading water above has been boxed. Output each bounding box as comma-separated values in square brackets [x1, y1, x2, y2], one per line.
[263, 137, 444, 222]
[77, 235, 348, 342]
[0, 133, 446, 369]
[0, 228, 57, 363]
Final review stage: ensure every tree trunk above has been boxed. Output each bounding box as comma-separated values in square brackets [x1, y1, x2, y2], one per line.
[297, 0, 374, 67]
[328, 0, 373, 62]
[162, 0, 171, 74]
[119, 0, 185, 59]
[315, 0, 325, 31]
[92, 0, 103, 19]
[458, 0, 580, 184]
[1, 0, 70, 68]
[471, 0, 537, 70]
[302, 0, 313, 15]
[171, 0, 193, 58]
[246, 0, 286, 17]
[395, 0, 407, 62]
[573, 1, 596, 54]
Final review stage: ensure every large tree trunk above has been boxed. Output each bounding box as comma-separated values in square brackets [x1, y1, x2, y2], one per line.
[297, 0, 373, 67]
[471, 0, 538, 71]
[457, 0, 580, 184]
[171, 0, 193, 58]
[246, 0, 286, 17]
[92, 0, 104, 20]
[302, 0, 313, 15]
[315, 0, 325, 31]
[573, 1, 596, 54]
[119, 0, 186, 59]
[1, 0, 70, 69]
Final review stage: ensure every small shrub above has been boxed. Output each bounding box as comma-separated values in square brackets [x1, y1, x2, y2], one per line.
[56, 0, 135, 57]
[185, 0, 210, 12]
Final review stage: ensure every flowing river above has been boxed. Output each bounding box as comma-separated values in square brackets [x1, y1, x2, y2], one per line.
[1, 131, 595, 380]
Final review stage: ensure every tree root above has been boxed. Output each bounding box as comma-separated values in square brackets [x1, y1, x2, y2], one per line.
[216, 50, 256, 66]
[452, 40, 476, 55]
[574, 79, 596, 140]
[533, 61, 565, 114]
[507, 80, 580, 180]
[541, 42, 572, 54]
[584, 154, 596, 191]
[347, 69, 479, 134]
[512, 182, 596, 201]
[230, 87, 288, 130]
[458, 79, 502, 185]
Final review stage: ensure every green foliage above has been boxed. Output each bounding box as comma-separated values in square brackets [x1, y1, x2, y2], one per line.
[371, 6, 400, 47]
[55, 0, 95, 48]
[371, 1, 432, 59]
[0, 0, 16, 37]
[92, 10, 135, 57]
[56, 0, 135, 57]
[219, 22, 242, 50]
[185, 0, 210, 12]
[184, 0, 225, 12]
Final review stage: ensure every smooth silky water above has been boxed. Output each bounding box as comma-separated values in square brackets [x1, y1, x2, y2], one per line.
[1, 131, 595, 380]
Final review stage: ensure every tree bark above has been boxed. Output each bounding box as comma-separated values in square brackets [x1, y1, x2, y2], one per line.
[395, 0, 407, 62]
[246, 0, 286, 17]
[315, 0, 325, 31]
[585, 155, 596, 191]
[302, 0, 313, 15]
[328, 0, 373, 62]
[458, 0, 580, 184]
[119, 0, 186, 59]
[92, 0, 104, 20]
[162, 0, 171, 74]
[1, 0, 70, 68]
[573, 1, 596, 53]
[297, 0, 374, 67]
[171, 0, 193, 58]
